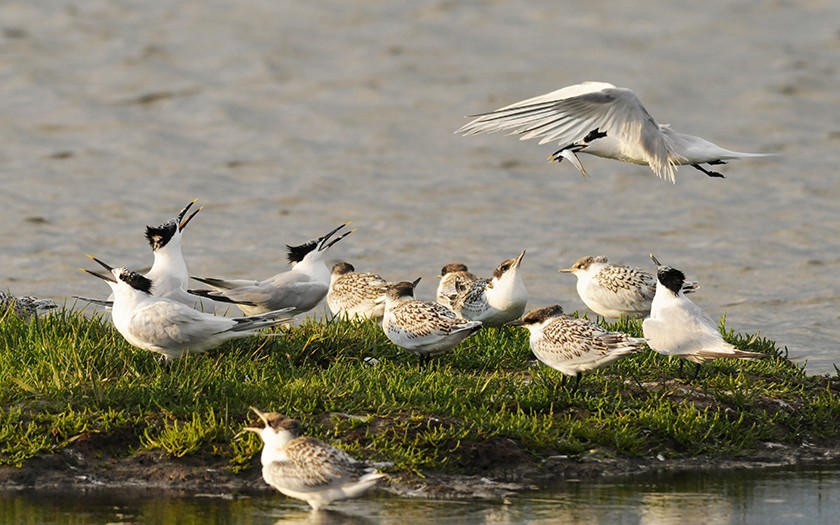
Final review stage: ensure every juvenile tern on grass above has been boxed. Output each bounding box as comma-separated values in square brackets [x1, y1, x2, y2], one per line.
[643, 254, 766, 376]
[456, 81, 769, 182]
[560, 255, 699, 319]
[435, 262, 479, 309]
[450, 251, 528, 326]
[0, 290, 58, 320]
[510, 305, 646, 392]
[326, 262, 390, 320]
[189, 223, 354, 317]
[243, 408, 387, 511]
[382, 280, 482, 363]
[82, 256, 293, 360]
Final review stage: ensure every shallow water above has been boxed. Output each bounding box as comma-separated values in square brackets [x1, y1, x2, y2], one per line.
[1, 1, 838, 372]
[3, 465, 840, 524]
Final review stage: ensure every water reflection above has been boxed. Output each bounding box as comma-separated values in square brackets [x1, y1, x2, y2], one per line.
[2, 466, 839, 524]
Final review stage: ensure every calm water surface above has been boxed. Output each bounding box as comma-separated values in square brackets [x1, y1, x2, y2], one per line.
[1, 1, 838, 372]
[3, 466, 840, 524]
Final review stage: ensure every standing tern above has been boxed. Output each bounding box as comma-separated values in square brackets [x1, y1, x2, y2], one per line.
[189, 223, 354, 317]
[510, 305, 645, 392]
[456, 81, 769, 182]
[382, 280, 482, 362]
[77, 200, 221, 312]
[560, 255, 699, 319]
[82, 256, 293, 360]
[326, 262, 390, 321]
[643, 254, 766, 377]
[450, 251, 528, 327]
[243, 408, 387, 511]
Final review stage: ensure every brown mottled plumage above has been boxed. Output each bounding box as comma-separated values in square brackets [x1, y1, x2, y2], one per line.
[450, 251, 528, 326]
[326, 262, 390, 320]
[0, 290, 57, 320]
[560, 255, 698, 318]
[244, 408, 387, 510]
[435, 263, 479, 309]
[511, 305, 645, 388]
[383, 281, 482, 359]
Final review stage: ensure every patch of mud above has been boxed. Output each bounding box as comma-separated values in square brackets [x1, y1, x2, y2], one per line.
[2, 440, 838, 500]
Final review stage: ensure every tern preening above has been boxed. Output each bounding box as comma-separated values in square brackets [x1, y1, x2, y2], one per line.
[456, 81, 769, 182]
[435, 262, 479, 310]
[82, 256, 293, 360]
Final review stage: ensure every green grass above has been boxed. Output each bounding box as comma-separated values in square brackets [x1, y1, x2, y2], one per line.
[1, 304, 838, 478]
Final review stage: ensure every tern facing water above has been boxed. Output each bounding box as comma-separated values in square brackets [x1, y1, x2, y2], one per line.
[243, 408, 387, 511]
[457, 81, 769, 182]
[643, 254, 766, 375]
[83, 256, 293, 360]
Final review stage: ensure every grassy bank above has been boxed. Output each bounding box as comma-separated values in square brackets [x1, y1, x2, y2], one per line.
[1, 306, 839, 482]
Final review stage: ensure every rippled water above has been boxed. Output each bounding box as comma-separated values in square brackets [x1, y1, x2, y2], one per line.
[1, 1, 838, 372]
[3, 466, 840, 524]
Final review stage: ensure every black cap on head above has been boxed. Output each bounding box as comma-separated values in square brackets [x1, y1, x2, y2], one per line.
[118, 269, 154, 294]
[657, 266, 686, 296]
[145, 221, 178, 251]
[520, 304, 564, 325]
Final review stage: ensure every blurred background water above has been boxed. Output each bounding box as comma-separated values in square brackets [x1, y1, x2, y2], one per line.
[1, 0, 838, 372]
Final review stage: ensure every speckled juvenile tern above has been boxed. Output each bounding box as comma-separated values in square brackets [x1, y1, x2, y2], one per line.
[382, 280, 482, 362]
[510, 304, 645, 391]
[560, 255, 699, 319]
[326, 262, 390, 321]
[243, 408, 387, 511]
[435, 262, 478, 310]
[449, 251, 528, 327]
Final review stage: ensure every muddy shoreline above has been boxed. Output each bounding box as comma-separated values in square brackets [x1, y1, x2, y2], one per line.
[3, 441, 838, 500]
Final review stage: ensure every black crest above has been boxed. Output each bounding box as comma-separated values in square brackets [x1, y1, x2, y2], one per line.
[145, 220, 178, 251]
[657, 266, 686, 296]
[119, 269, 154, 294]
[286, 240, 319, 265]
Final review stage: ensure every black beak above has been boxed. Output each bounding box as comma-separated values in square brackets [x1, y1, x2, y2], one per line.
[318, 223, 355, 251]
